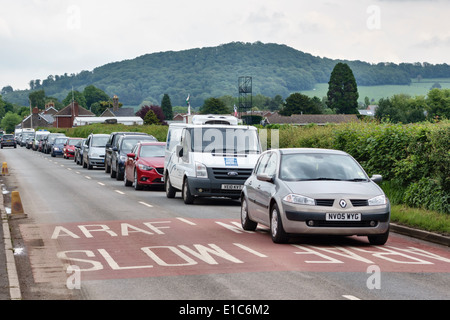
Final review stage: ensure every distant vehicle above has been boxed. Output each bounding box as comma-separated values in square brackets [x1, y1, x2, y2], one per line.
[74, 139, 86, 165]
[43, 133, 66, 154]
[124, 142, 166, 190]
[33, 131, 50, 151]
[83, 134, 109, 169]
[51, 137, 68, 157]
[18, 128, 35, 147]
[63, 138, 83, 159]
[110, 134, 157, 180]
[105, 132, 149, 174]
[240, 148, 390, 245]
[1, 134, 17, 148]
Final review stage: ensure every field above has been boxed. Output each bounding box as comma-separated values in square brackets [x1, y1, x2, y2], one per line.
[301, 78, 450, 103]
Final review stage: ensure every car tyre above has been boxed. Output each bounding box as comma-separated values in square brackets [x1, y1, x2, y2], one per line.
[270, 203, 289, 244]
[182, 178, 195, 204]
[368, 227, 389, 245]
[165, 175, 176, 198]
[241, 197, 257, 231]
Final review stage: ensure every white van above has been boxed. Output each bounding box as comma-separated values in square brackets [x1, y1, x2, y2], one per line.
[164, 115, 261, 204]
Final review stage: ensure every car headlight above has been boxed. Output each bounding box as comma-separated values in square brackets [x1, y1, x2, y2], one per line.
[195, 162, 208, 178]
[54, 147, 60, 151]
[368, 195, 387, 206]
[120, 155, 127, 162]
[138, 164, 153, 171]
[283, 194, 315, 206]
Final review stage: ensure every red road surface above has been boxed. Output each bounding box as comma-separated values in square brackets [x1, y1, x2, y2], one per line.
[19, 218, 450, 283]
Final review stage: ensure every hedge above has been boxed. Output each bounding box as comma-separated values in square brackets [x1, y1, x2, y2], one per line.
[45, 120, 449, 214]
[262, 120, 449, 214]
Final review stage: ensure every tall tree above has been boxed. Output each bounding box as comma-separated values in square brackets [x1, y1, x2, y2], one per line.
[83, 85, 110, 110]
[62, 90, 87, 109]
[29, 89, 46, 110]
[161, 94, 173, 120]
[327, 63, 359, 114]
[280, 93, 322, 116]
[200, 97, 230, 114]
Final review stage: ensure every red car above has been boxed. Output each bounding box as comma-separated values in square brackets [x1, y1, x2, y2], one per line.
[124, 141, 166, 190]
[63, 138, 83, 159]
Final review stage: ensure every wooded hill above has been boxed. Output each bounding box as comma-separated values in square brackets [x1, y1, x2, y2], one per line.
[4, 41, 450, 107]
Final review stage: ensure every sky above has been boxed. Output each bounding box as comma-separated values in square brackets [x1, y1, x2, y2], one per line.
[1, 0, 449, 91]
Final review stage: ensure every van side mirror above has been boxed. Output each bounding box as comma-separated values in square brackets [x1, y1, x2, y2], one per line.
[176, 145, 184, 158]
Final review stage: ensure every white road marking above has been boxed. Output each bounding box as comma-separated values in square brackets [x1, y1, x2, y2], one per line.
[139, 201, 153, 208]
[343, 295, 361, 300]
[176, 218, 196, 225]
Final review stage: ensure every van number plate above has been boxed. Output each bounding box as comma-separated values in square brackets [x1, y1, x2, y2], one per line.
[221, 184, 244, 190]
[326, 213, 361, 221]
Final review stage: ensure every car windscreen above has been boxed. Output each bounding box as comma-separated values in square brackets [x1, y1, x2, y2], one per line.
[139, 145, 165, 157]
[68, 139, 81, 145]
[279, 153, 368, 182]
[55, 138, 68, 144]
[121, 137, 155, 153]
[189, 128, 260, 154]
[92, 136, 109, 147]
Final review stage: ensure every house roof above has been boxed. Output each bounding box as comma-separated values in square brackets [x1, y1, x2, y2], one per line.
[101, 107, 136, 117]
[54, 102, 95, 117]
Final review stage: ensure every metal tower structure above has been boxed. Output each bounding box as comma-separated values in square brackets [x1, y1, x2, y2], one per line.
[238, 76, 252, 124]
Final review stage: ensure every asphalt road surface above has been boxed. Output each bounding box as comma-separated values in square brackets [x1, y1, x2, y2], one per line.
[1, 147, 450, 302]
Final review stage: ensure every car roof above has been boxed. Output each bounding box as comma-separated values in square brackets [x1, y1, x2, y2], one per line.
[138, 141, 166, 145]
[277, 148, 349, 156]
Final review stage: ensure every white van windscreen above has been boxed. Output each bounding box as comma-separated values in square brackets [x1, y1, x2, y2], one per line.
[189, 128, 260, 155]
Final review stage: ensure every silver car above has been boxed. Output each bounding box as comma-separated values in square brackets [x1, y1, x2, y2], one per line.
[240, 148, 390, 245]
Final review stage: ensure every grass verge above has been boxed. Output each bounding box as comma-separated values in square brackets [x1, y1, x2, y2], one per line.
[391, 204, 450, 236]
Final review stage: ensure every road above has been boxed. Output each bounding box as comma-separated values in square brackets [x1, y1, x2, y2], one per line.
[1, 146, 450, 303]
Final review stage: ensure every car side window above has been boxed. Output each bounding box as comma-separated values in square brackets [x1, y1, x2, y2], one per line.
[255, 153, 270, 175]
[265, 153, 278, 176]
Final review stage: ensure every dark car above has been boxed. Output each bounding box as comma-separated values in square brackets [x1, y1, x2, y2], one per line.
[124, 142, 166, 190]
[51, 137, 68, 157]
[1, 134, 17, 148]
[110, 134, 157, 180]
[105, 132, 149, 174]
[43, 133, 66, 154]
[74, 139, 86, 165]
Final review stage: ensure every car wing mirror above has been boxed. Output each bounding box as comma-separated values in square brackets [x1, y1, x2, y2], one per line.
[370, 174, 383, 184]
[257, 173, 274, 183]
[127, 153, 136, 159]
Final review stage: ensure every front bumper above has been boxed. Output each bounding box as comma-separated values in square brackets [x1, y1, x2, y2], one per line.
[280, 201, 390, 236]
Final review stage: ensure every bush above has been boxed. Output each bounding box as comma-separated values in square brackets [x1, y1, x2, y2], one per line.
[275, 120, 449, 214]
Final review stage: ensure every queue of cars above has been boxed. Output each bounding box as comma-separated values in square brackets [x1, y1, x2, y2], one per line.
[17, 130, 166, 190]
[12, 114, 390, 245]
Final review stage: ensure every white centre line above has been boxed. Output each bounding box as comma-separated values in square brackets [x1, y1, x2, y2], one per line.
[115, 190, 125, 195]
[97, 182, 105, 186]
[139, 201, 153, 208]
[342, 295, 361, 300]
[85, 176, 91, 180]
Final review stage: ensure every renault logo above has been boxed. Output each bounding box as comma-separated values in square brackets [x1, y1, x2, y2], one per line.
[339, 199, 347, 208]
